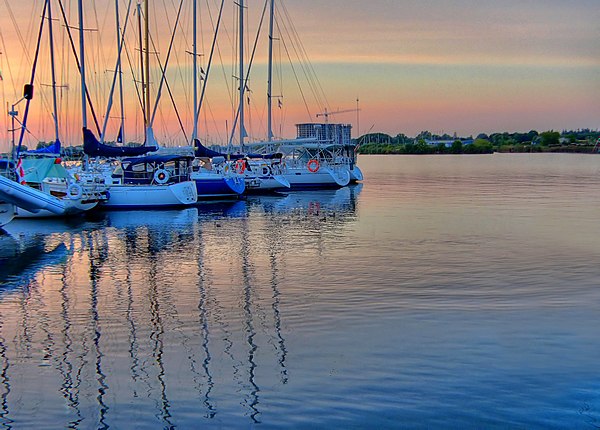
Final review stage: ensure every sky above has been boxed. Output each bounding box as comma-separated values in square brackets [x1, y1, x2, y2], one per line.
[0, 0, 598, 150]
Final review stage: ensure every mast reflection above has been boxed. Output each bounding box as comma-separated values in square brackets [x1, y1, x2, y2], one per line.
[0, 185, 362, 427]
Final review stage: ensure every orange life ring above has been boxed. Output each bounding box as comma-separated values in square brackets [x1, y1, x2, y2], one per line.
[235, 159, 246, 174]
[307, 159, 320, 173]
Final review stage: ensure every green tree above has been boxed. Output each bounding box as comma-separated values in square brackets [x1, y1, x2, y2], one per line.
[450, 140, 463, 154]
[463, 139, 493, 154]
[539, 130, 560, 146]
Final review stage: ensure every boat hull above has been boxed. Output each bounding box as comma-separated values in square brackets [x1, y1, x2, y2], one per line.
[192, 172, 245, 198]
[244, 174, 291, 192]
[349, 165, 363, 182]
[283, 166, 351, 189]
[102, 181, 198, 208]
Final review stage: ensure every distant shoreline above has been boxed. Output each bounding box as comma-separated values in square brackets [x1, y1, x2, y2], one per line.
[358, 145, 597, 155]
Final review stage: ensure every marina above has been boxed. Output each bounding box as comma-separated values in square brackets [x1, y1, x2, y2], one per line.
[0, 0, 598, 427]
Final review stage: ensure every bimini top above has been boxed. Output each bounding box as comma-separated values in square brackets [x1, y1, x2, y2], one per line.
[83, 128, 158, 157]
[121, 154, 194, 169]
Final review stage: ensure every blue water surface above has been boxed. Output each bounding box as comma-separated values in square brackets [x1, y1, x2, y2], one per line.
[0, 154, 600, 429]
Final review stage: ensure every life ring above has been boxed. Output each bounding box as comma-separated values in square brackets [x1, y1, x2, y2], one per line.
[154, 169, 170, 184]
[261, 165, 271, 176]
[67, 183, 83, 200]
[307, 159, 320, 173]
[235, 159, 246, 174]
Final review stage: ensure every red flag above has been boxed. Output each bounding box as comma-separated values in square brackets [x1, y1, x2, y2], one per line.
[15, 158, 25, 184]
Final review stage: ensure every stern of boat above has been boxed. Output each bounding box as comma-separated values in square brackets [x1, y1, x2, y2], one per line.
[169, 181, 198, 205]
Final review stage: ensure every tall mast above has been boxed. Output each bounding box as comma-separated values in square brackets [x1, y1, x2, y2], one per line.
[192, 0, 198, 141]
[47, 0, 60, 143]
[239, 0, 245, 149]
[115, 0, 125, 143]
[78, 0, 87, 129]
[267, 0, 274, 142]
[137, 2, 145, 138]
[144, 0, 150, 133]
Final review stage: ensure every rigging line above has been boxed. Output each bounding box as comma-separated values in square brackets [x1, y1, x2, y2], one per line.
[16, 0, 48, 157]
[92, 0, 110, 102]
[232, 0, 239, 124]
[206, 0, 233, 105]
[278, 10, 324, 116]
[121, 36, 144, 135]
[279, 0, 329, 112]
[227, 0, 269, 146]
[0, 29, 18, 101]
[279, 0, 328, 107]
[195, 0, 225, 136]
[3, 2, 56, 122]
[148, 34, 188, 143]
[275, 19, 311, 122]
[149, 0, 184, 127]
[205, 100, 224, 145]
[203, 0, 234, 111]
[56, 0, 102, 136]
[161, 0, 189, 111]
[100, 0, 133, 142]
[90, 0, 104, 115]
[2, 0, 31, 64]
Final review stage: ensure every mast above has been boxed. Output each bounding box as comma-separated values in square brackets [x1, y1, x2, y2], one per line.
[267, 0, 274, 142]
[239, 0, 245, 150]
[47, 0, 60, 143]
[77, 0, 87, 130]
[116, 0, 125, 143]
[144, 0, 150, 135]
[192, 0, 198, 141]
[137, 2, 145, 139]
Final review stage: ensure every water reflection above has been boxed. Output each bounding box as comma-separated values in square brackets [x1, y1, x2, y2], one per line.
[0, 187, 362, 427]
[0, 236, 71, 294]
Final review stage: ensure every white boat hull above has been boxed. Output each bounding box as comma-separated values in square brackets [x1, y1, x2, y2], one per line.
[102, 181, 197, 208]
[283, 165, 350, 189]
[244, 174, 291, 191]
[350, 165, 363, 182]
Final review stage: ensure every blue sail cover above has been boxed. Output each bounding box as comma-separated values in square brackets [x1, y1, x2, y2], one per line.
[83, 128, 157, 157]
[26, 139, 61, 155]
[193, 139, 282, 160]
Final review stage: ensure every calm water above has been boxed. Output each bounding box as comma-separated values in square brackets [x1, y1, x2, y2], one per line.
[1, 153, 600, 429]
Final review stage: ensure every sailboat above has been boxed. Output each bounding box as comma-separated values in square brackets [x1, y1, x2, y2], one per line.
[0, 0, 107, 218]
[185, 0, 246, 199]
[76, 0, 197, 208]
[221, 0, 360, 191]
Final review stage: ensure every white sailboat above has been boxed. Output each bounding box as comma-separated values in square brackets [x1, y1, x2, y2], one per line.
[76, 0, 198, 208]
[229, 0, 360, 190]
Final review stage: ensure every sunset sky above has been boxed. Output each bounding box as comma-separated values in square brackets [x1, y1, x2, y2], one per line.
[0, 0, 598, 150]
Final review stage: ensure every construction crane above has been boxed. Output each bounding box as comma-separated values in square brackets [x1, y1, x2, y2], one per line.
[316, 107, 360, 123]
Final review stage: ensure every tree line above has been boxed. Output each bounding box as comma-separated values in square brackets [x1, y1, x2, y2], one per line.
[357, 129, 600, 154]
